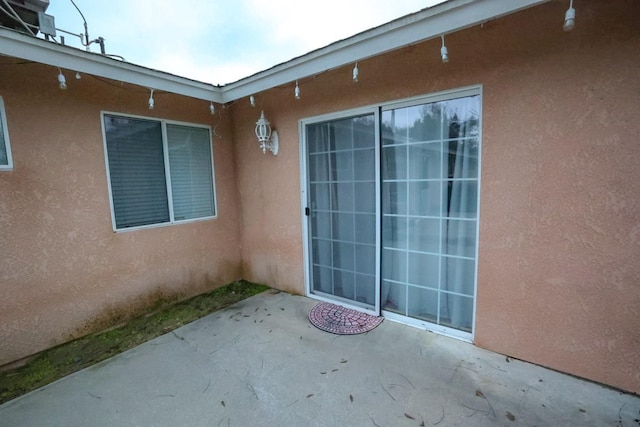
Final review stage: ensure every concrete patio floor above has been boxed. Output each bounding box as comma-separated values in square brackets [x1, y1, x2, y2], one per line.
[1, 290, 638, 426]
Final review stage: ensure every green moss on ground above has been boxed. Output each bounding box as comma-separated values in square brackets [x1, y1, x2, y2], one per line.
[0, 280, 269, 404]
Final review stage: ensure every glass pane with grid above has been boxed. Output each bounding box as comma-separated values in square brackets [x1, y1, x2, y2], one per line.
[307, 115, 376, 309]
[381, 95, 479, 333]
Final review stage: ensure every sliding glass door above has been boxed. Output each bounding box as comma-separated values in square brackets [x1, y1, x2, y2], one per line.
[304, 113, 380, 314]
[302, 88, 480, 339]
[381, 95, 480, 336]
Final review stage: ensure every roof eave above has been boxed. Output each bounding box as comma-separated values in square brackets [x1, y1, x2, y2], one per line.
[0, 0, 550, 105]
[0, 26, 223, 103]
[220, 0, 550, 103]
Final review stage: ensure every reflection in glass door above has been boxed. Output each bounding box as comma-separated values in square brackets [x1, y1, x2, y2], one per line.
[302, 89, 480, 338]
[305, 114, 379, 314]
[381, 95, 480, 336]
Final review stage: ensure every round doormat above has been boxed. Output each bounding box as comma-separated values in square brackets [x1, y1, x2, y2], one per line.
[308, 302, 383, 335]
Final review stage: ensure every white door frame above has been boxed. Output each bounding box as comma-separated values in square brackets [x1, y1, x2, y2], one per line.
[299, 85, 482, 342]
[299, 106, 381, 316]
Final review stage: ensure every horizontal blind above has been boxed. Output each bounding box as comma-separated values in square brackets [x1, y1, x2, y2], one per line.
[104, 115, 169, 228]
[167, 124, 215, 221]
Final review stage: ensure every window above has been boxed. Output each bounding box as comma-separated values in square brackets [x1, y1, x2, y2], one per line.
[102, 113, 216, 230]
[0, 97, 13, 170]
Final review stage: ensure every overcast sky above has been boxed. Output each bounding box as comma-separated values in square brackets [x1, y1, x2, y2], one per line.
[46, 0, 446, 85]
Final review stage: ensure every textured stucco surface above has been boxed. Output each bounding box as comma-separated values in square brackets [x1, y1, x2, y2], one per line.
[0, 62, 242, 366]
[232, 0, 640, 394]
[1, 0, 638, 395]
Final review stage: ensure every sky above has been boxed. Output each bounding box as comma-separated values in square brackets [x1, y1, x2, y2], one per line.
[46, 0, 446, 85]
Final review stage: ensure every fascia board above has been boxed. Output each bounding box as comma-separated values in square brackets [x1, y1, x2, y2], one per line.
[0, 27, 224, 103]
[0, 0, 550, 105]
[221, 0, 550, 103]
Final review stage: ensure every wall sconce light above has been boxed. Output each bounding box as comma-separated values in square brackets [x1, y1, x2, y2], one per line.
[148, 89, 155, 110]
[255, 111, 279, 156]
[57, 68, 67, 90]
[440, 35, 449, 63]
[209, 102, 215, 115]
[294, 80, 300, 100]
[353, 62, 359, 82]
[563, 0, 575, 32]
[250, 95, 256, 107]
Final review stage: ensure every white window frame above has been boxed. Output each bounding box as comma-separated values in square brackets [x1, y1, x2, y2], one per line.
[101, 111, 217, 232]
[0, 96, 14, 171]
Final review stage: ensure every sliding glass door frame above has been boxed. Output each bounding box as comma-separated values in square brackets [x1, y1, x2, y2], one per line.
[379, 86, 482, 342]
[300, 106, 382, 316]
[300, 86, 481, 342]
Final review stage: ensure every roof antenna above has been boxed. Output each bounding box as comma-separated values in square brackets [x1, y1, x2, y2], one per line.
[69, 0, 90, 50]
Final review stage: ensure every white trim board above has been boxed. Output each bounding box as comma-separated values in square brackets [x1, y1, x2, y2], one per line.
[0, 0, 549, 104]
[222, 0, 549, 102]
[0, 27, 223, 104]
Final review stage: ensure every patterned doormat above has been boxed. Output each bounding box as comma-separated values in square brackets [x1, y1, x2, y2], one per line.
[308, 302, 383, 335]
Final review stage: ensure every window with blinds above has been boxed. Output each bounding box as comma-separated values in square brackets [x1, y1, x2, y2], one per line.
[103, 113, 216, 230]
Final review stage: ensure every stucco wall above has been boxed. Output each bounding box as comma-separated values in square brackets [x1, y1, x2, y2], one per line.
[1, 0, 637, 396]
[476, 0, 640, 395]
[0, 61, 242, 366]
[233, 0, 640, 393]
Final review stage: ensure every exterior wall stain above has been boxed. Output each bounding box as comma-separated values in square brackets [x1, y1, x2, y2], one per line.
[66, 287, 184, 341]
[65, 267, 238, 341]
[0, 62, 242, 367]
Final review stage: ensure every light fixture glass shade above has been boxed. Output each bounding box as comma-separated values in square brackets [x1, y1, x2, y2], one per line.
[255, 111, 271, 143]
[58, 71, 67, 90]
[255, 111, 278, 155]
[441, 45, 449, 63]
[353, 63, 359, 82]
[563, 7, 575, 32]
[148, 89, 155, 109]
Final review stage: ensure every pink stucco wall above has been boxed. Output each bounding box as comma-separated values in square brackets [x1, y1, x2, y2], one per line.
[233, 0, 640, 394]
[1, 0, 638, 395]
[0, 61, 242, 366]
